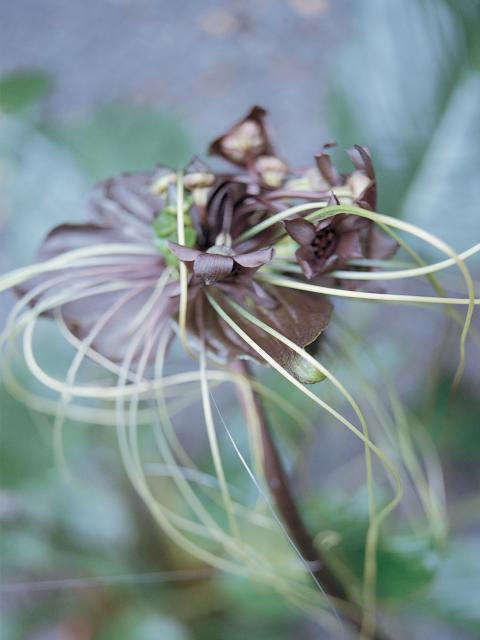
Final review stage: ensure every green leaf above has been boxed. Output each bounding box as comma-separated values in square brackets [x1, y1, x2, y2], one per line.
[328, 0, 480, 249]
[97, 609, 192, 640]
[413, 538, 480, 632]
[422, 376, 480, 466]
[153, 214, 177, 238]
[306, 495, 439, 601]
[0, 383, 53, 487]
[0, 115, 87, 264]
[0, 70, 53, 113]
[56, 104, 194, 182]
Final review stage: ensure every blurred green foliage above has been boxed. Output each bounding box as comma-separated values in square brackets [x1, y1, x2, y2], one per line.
[424, 376, 480, 466]
[306, 495, 440, 602]
[329, 0, 480, 250]
[54, 105, 193, 182]
[0, 69, 53, 113]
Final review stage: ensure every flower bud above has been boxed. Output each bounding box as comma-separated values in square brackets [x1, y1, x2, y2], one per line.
[254, 155, 289, 187]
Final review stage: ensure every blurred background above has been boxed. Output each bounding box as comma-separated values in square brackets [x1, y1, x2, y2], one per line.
[1, 1, 479, 639]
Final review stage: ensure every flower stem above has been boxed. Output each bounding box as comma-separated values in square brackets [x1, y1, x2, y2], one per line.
[234, 360, 389, 640]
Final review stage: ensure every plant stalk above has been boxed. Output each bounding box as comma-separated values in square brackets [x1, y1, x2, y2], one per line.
[234, 360, 389, 640]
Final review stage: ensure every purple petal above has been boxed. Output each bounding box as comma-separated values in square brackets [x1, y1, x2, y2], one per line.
[62, 283, 177, 364]
[284, 218, 316, 246]
[296, 246, 319, 280]
[347, 145, 375, 179]
[167, 242, 201, 263]
[367, 227, 399, 260]
[38, 223, 132, 261]
[88, 171, 164, 240]
[188, 287, 332, 383]
[234, 247, 274, 268]
[193, 253, 234, 284]
[315, 153, 342, 186]
[336, 230, 363, 260]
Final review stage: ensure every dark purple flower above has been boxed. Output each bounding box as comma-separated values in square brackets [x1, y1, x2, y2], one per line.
[14, 107, 401, 383]
[284, 212, 397, 280]
[285, 215, 363, 279]
[167, 242, 274, 286]
[315, 144, 377, 210]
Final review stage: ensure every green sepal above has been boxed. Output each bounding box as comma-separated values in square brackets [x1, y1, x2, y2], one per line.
[153, 215, 177, 238]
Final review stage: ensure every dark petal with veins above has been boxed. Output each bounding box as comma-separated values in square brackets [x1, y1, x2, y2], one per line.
[233, 247, 274, 268]
[284, 218, 317, 246]
[88, 171, 164, 240]
[193, 253, 234, 284]
[167, 241, 201, 263]
[315, 153, 342, 186]
[17, 222, 170, 364]
[336, 230, 363, 260]
[296, 245, 318, 280]
[61, 285, 176, 364]
[188, 287, 332, 382]
[38, 223, 135, 260]
[367, 227, 399, 260]
[347, 145, 375, 179]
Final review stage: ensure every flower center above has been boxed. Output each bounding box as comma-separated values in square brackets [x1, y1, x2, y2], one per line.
[313, 228, 337, 260]
[206, 244, 235, 257]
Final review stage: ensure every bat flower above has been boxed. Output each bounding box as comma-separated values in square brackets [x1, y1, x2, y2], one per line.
[314, 144, 377, 210]
[284, 212, 398, 280]
[11, 107, 404, 384]
[284, 214, 364, 279]
[15, 166, 332, 382]
[280, 144, 397, 279]
[168, 242, 274, 287]
[166, 237, 332, 382]
[4, 105, 460, 640]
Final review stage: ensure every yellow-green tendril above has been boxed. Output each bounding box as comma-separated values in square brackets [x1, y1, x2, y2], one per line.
[243, 201, 475, 391]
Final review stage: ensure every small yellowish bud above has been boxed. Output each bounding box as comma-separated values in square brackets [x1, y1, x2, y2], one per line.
[347, 171, 370, 200]
[183, 172, 215, 190]
[254, 155, 289, 187]
[150, 172, 176, 195]
[220, 120, 265, 162]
